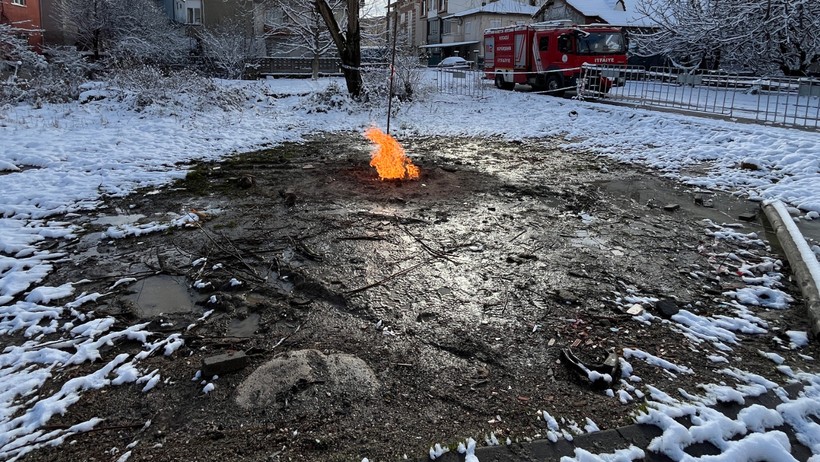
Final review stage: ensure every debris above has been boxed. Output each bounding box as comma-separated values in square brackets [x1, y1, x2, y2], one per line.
[559, 349, 620, 389]
[654, 299, 680, 319]
[237, 175, 256, 189]
[662, 204, 680, 212]
[202, 351, 249, 377]
[556, 289, 577, 304]
[626, 304, 644, 316]
[738, 211, 758, 222]
[278, 189, 296, 207]
[694, 195, 714, 207]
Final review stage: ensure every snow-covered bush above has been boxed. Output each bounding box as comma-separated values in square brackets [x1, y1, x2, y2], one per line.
[299, 81, 353, 113]
[106, 65, 247, 112]
[1, 24, 47, 103]
[27, 47, 95, 103]
[360, 46, 431, 105]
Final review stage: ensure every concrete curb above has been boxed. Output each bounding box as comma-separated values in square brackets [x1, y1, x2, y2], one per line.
[761, 200, 820, 337]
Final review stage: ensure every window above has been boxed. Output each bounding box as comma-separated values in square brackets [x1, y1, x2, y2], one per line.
[577, 32, 626, 54]
[187, 7, 202, 24]
[11, 0, 26, 5]
[464, 20, 473, 35]
[558, 34, 571, 53]
[539, 36, 549, 51]
[443, 20, 451, 35]
[489, 19, 501, 28]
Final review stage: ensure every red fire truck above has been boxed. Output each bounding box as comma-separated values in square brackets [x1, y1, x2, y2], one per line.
[484, 20, 628, 95]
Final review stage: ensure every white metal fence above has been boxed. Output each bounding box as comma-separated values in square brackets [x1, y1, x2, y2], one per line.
[434, 68, 485, 98]
[579, 65, 820, 130]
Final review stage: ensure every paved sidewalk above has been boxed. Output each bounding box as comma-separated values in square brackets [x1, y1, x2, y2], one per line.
[426, 382, 811, 461]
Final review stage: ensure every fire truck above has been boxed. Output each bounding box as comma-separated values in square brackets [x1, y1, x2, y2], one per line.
[483, 20, 628, 95]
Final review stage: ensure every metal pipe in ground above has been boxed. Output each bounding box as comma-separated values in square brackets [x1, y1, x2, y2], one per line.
[761, 200, 820, 337]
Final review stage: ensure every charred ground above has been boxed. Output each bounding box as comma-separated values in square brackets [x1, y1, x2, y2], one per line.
[23, 133, 819, 462]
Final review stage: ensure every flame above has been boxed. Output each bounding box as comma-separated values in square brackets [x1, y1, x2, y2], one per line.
[364, 127, 420, 180]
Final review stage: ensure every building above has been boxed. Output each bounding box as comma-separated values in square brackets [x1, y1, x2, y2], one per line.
[0, 0, 43, 50]
[532, 0, 653, 27]
[422, 0, 538, 65]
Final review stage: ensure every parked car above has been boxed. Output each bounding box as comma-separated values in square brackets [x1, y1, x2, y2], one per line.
[436, 57, 471, 69]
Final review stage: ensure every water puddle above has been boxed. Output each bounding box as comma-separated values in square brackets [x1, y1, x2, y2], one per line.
[228, 313, 261, 337]
[125, 275, 196, 317]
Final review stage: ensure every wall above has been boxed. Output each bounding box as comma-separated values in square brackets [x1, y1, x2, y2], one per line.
[1, 0, 42, 50]
[538, 0, 585, 24]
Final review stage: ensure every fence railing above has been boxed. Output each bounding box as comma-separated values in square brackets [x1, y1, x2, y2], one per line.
[434, 68, 485, 98]
[579, 65, 820, 130]
[258, 57, 342, 76]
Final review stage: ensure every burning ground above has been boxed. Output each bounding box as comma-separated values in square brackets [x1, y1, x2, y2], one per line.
[11, 133, 820, 461]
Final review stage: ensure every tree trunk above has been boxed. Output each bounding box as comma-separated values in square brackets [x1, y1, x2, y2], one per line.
[315, 0, 362, 98]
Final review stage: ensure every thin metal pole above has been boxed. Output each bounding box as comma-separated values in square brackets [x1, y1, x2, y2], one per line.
[386, 2, 399, 134]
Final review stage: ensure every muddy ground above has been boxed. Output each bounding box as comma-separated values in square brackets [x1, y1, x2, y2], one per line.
[24, 133, 820, 462]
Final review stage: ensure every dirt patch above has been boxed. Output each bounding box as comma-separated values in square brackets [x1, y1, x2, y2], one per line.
[25, 133, 820, 462]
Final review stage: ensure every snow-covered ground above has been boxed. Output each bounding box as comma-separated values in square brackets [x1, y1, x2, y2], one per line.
[1, 71, 820, 461]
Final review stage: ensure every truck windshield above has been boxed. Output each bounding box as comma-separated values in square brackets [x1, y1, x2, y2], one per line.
[577, 33, 625, 54]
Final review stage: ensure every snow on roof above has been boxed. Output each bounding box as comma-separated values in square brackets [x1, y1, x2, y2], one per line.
[563, 0, 656, 27]
[447, 0, 539, 19]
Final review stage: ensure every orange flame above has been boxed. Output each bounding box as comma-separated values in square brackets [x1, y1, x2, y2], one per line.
[364, 127, 420, 180]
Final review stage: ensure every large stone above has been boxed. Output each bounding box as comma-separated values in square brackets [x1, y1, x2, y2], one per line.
[235, 349, 379, 410]
[202, 351, 248, 377]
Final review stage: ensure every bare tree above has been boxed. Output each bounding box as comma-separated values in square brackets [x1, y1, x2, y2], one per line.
[55, 0, 187, 64]
[200, 18, 264, 79]
[632, 0, 820, 75]
[315, 0, 363, 97]
[262, 0, 342, 79]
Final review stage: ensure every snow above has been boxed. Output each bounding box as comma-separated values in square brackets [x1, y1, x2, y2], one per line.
[560, 445, 645, 462]
[623, 348, 693, 375]
[457, 438, 479, 462]
[787, 331, 810, 348]
[1, 73, 820, 460]
[429, 443, 449, 459]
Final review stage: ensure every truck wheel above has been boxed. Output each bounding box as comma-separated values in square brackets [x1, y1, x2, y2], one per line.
[495, 74, 514, 91]
[546, 76, 565, 97]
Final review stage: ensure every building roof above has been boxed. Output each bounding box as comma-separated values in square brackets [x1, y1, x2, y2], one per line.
[535, 0, 656, 27]
[445, 0, 539, 19]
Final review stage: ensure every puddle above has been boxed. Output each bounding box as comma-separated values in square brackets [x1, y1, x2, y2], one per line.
[228, 313, 261, 337]
[92, 213, 146, 226]
[125, 275, 196, 317]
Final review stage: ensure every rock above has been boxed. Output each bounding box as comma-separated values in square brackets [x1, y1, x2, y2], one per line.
[237, 175, 256, 189]
[655, 299, 679, 319]
[202, 351, 248, 377]
[626, 304, 644, 315]
[556, 289, 577, 304]
[663, 203, 680, 212]
[739, 161, 760, 171]
[278, 189, 296, 207]
[235, 349, 379, 411]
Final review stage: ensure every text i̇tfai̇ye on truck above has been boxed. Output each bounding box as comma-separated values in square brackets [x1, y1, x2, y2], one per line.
[483, 20, 627, 96]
